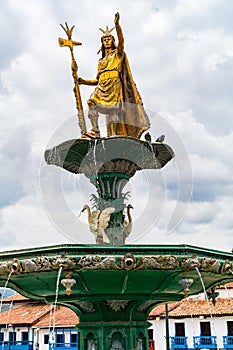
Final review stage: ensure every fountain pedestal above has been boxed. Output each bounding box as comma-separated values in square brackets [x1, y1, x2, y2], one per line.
[45, 136, 174, 245]
[78, 321, 150, 349]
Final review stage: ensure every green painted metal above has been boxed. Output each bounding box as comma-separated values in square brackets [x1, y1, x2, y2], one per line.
[0, 244, 233, 348]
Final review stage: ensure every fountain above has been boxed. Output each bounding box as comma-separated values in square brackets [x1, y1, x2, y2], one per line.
[1, 12, 233, 350]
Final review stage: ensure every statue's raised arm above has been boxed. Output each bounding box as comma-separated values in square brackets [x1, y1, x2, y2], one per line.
[114, 12, 124, 56]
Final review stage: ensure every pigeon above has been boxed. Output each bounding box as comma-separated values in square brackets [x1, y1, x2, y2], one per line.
[156, 134, 165, 143]
[144, 132, 152, 142]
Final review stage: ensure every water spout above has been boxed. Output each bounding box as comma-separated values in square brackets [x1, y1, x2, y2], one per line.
[195, 266, 217, 344]
[49, 266, 63, 348]
[0, 271, 13, 313]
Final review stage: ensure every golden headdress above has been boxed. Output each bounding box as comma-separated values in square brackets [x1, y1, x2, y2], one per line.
[99, 25, 115, 37]
[97, 26, 115, 54]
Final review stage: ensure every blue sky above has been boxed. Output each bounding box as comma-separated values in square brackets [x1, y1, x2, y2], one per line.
[0, 0, 233, 251]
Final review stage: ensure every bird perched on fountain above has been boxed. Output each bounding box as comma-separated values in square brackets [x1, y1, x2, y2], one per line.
[80, 205, 115, 244]
[156, 134, 165, 142]
[121, 204, 134, 243]
[144, 132, 152, 142]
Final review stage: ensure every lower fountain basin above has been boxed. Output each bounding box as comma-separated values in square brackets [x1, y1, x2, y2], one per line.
[0, 244, 233, 309]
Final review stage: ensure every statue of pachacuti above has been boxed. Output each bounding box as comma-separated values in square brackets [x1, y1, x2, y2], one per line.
[59, 13, 150, 139]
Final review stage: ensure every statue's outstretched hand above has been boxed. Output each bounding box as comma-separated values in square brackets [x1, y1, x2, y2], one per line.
[114, 12, 120, 25]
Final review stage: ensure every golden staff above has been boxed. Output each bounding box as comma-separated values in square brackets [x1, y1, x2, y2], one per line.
[58, 22, 87, 135]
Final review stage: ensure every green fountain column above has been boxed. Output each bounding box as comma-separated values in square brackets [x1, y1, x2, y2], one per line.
[78, 321, 150, 350]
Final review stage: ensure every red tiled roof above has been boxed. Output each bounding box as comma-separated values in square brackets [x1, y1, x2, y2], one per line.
[0, 303, 51, 325]
[0, 294, 79, 327]
[2, 294, 29, 303]
[35, 306, 79, 327]
[149, 298, 233, 319]
[149, 302, 179, 317]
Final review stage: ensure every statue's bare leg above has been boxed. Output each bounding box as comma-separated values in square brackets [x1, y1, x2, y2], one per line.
[82, 100, 100, 138]
[89, 107, 100, 135]
[107, 110, 121, 137]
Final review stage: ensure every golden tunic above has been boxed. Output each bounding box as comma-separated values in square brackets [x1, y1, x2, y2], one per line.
[89, 50, 123, 111]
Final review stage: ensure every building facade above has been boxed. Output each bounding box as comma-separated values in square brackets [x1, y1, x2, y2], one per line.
[149, 283, 233, 350]
[0, 294, 79, 350]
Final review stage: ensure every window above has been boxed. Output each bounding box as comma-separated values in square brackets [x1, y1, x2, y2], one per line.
[70, 333, 77, 344]
[0, 332, 4, 342]
[56, 334, 64, 346]
[22, 332, 29, 342]
[200, 322, 211, 336]
[44, 334, 49, 344]
[148, 329, 153, 340]
[21, 311, 30, 317]
[175, 323, 185, 336]
[200, 322, 211, 345]
[9, 332, 16, 342]
[34, 310, 45, 316]
[227, 321, 233, 336]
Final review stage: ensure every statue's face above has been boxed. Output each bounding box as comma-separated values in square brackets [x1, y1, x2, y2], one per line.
[102, 35, 113, 49]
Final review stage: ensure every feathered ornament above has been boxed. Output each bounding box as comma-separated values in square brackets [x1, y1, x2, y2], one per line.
[97, 25, 115, 54]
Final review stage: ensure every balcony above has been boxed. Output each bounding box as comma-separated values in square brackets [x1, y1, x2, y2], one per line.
[49, 342, 78, 350]
[193, 336, 217, 349]
[171, 336, 188, 349]
[223, 336, 233, 349]
[0, 341, 33, 350]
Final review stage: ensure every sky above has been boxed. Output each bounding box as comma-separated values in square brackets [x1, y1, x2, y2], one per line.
[0, 0, 233, 253]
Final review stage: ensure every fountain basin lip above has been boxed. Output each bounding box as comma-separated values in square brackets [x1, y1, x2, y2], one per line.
[0, 243, 232, 260]
[44, 136, 175, 176]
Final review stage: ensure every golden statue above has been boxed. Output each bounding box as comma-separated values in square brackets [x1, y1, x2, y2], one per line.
[59, 13, 150, 139]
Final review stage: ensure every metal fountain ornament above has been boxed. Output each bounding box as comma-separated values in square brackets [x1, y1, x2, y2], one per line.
[1, 12, 233, 350]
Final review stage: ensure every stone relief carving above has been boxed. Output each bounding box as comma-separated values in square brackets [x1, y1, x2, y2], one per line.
[200, 257, 221, 272]
[180, 254, 200, 269]
[51, 254, 76, 269]
[76, 301, 95, 313]
[0, 253, 232, 276]
[106, 300, 129, 312]
[137, 255, 179, 270]
[0, 262, 12, 275]
[221, 259, 232, 274]
[78, 256, 120, 270]
[34, 256, 52, 270]
[22, 259, 39, 272]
